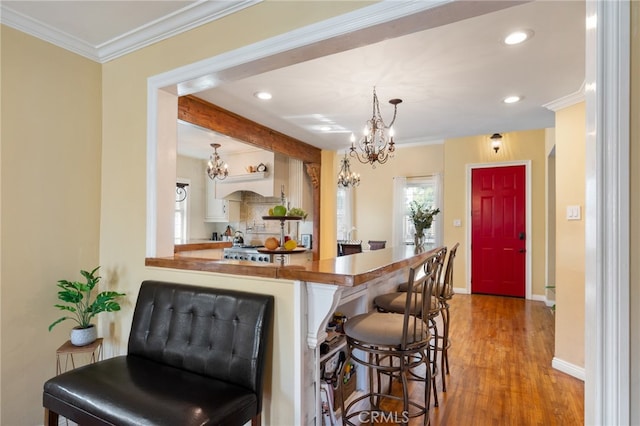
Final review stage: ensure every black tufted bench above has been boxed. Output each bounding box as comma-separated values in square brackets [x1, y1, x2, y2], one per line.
[43, 280, 274, 426]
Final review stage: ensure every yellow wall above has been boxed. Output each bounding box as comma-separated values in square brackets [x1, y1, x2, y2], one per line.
[554, 102, 586, 369]
[350, 143, 444, 246]
[320, 150, 338, 259]
[0, 27, 102, 424]
[443, 129, 548, 296]
[630, 1, 639, 421]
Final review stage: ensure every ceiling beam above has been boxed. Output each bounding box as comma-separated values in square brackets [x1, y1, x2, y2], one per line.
[178, 95, 322, 164]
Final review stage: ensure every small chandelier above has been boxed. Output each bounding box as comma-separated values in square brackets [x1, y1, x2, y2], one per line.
[337, 152, 360, 188]
[350, 87, 402, 168]
[206, 143, 228, 180]
[490, 133, 503, 153]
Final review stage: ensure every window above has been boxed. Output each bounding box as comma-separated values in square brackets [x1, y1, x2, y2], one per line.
[336, 187, 355, 241]
[392, 175, 442, 247]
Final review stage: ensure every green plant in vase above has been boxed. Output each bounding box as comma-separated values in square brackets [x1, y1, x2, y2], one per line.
[409, 201, 440, 247]
[48, 266, 125, 346]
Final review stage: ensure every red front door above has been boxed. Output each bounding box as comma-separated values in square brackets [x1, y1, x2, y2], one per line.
[471, 165, 526, 297]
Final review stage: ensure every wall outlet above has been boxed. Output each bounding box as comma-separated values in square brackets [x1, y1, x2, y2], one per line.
[453, 219, 462, 227]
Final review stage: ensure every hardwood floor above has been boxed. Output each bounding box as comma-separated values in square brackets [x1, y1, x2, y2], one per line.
[370, 294, 584, 425]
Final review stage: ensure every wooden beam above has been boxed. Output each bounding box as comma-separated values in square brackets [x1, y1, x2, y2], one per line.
[178, 95, 321, 164]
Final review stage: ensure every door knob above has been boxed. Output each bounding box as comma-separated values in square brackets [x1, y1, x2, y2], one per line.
[519, 248, 526, 253]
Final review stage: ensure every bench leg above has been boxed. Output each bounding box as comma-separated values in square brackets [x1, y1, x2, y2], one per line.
[251, 413, 261, 426]
[45, 408, 59, 426]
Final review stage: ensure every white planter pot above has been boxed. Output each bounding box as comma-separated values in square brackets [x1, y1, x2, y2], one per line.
[70, 325, 97, 346]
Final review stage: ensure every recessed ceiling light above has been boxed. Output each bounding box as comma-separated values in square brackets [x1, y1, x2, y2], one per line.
[320, 126, 332, 132]
[504, 30, 534, 45]
[503, 96, 522, 104]
[254, 91, 272, 100]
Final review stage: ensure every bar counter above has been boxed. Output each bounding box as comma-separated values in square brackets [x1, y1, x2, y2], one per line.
[145, 244, 440, 425]
[146, 244, 435, 286]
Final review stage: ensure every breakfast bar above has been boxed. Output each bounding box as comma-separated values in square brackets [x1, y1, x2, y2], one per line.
[145, 245, 438, 425]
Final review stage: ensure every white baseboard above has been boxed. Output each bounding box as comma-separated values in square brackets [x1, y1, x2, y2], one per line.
[530, 294, 546, 302]
[452, 286, 469, 294]
[552, 357, 585, 381]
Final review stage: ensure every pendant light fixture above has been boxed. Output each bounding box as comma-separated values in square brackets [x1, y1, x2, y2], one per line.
[206, 143, 229, 180]
[350, 86, 402, 168]
[337, 152, 360, 188]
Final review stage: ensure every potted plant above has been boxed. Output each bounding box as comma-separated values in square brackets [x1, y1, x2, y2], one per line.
[409, 201, 440, 247]
[48, 266, 125, 346]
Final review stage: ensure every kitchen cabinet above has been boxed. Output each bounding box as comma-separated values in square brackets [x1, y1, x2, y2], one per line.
[205, 178, 240, 222]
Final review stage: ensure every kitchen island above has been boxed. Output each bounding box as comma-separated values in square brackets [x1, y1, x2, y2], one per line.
[145, 245, 439, 425]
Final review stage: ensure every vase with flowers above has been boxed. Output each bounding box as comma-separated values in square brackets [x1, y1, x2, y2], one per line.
[409, 201, 440, 248]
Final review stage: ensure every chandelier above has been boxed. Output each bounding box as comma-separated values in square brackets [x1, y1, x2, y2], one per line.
[206, 143, 228, 180]
[337, 152, 360, 188]
[350, 87, 402, 167]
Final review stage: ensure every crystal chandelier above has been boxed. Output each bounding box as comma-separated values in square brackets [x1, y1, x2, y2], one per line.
[350, 87, 402, 167]
[206, 143, 228, 180]
[337, 152, 360, 188]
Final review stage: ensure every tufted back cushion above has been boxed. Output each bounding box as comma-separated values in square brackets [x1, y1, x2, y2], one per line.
[128, 281, 273, 397]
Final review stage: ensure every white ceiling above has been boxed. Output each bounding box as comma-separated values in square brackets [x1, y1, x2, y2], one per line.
[1, 0, 585, 159]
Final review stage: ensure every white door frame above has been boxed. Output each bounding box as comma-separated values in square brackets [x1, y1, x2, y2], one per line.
[465, 161, 532, 300]
[584, 1, 630, 424]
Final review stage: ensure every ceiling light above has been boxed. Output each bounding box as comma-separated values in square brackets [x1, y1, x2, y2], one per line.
[206, 143, 229, 180]
[254, 91, 272, 100]
[337, 152, 360, 188]
[504, 30, 533, 45]
[320, 126, 332, 132]
[503, 96, 521, 104]
[350, 87, 402, 168]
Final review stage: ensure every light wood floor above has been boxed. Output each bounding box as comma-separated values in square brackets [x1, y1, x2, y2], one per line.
[371, 294, 585, 425]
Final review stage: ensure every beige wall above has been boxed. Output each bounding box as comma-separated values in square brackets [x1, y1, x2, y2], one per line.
[443, 129, 548, 296]
[554, 102, 586, 369]
[631, 1, 639, 422]
[1, 26, 102, 424]
[350, 143, 444, 246]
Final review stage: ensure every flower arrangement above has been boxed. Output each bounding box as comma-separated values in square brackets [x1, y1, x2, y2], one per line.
[409, 201, 440, 237]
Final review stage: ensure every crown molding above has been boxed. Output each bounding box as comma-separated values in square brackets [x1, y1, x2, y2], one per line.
[542, 80, 586, 111]
[0, 0, 261, 63]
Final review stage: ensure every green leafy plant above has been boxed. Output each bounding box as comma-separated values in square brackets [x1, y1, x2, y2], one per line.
[409, 201, 440, 237]
[48, 266, 125, 331]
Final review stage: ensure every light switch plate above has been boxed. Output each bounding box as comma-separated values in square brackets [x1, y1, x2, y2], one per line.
[453, 219, 461, 227]
[566, 205, 581, 220]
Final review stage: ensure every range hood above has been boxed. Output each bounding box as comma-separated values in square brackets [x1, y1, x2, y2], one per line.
[214, 151, 288, 199]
